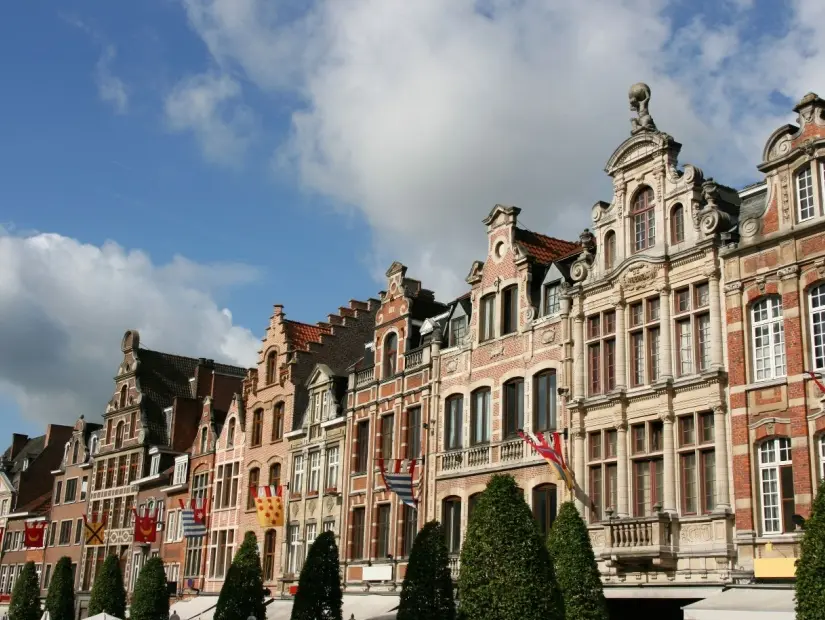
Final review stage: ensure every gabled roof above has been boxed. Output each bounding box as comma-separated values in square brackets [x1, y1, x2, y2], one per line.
[283, 321, 332, 352]
[16, 490, 50, 515]
[2, 435, 45, 475]
[514, 228, 580, 265]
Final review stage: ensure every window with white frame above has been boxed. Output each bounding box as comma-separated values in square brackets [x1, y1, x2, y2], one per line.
[809, 285, 825, 371]
[325, 446, 339, 491]
[208, 529, 234, 578]
[819, 434, 825, 482]
[166, 510, 178, 543]
[150, 454, 160, 475]
[173, 457, 188, 485]
[673, 283, 711, 376]
[752, 296, 786, 380]
[184, 536, 203, 577]
[305, 522, 317, 556]
[287, 524, 302, 574]
[308, 451, 321, 494]
[292, 454, 305, 494]
[759, 437, 795, 534]
[797, 165, 816, 221]
[544, 283, 560, 316]
[191, 471, 209, 502]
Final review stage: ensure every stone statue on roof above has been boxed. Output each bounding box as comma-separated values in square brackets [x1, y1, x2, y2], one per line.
[629, 82, 657, 135]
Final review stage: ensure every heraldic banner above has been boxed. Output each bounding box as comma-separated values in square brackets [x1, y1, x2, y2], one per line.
[133, 507, 158, 544]
[24, 521, 47, 548]
[251, 485, 284, 527]
[179, 498, 208, 538]
[83, 513, 106, 545]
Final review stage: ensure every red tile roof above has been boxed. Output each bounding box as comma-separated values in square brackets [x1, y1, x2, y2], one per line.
[284, 320, 332, 351]
[514, 228, 579, 264]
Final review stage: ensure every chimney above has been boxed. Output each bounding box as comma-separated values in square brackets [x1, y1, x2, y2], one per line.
[9, 434, 28, 460]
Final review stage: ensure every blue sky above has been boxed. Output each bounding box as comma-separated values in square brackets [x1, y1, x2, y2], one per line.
[0, 0, 821, 441]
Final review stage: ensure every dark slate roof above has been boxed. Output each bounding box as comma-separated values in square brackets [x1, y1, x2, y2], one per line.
[1, 435, 46, 475]
[17, 490, 50, 515]
[739, 182, 769, 222]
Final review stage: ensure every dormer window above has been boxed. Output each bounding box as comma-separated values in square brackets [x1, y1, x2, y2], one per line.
[71, 441, 80, 465]
[265, 350, 277, 384]
[501, 285, 518, 335]
[150, 454, 160, 476]
[89, 435, 99, 455]
[226, 418, 236, 447]
[797, 165, 816, 221]
[173, 457, 188, 486]
[671, 204, 685, 243]
[22, 458, 29, 471]
[632, 186, 655, 252]
[544, 283, 560, 316]
[604, 230, 616, 270]
[383, 332, 398, 378]
[449, 317, 467, 347]
[114, 422, 125, 450]
[480, 294, 495, 342]
[119, 385, 128, 408]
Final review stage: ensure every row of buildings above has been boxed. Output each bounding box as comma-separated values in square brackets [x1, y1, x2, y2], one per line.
[1, 84, 824, 619]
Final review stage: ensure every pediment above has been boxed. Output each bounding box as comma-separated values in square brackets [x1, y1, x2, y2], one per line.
[605, 132, 679, 176]
[306, 363, 333, 387]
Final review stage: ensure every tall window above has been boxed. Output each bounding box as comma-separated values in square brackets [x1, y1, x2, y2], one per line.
[119, 385, 128, 408]
[247, 468, 260, 509]
[544, 283, 560, 316]
[797, 166, 816, 221]
[406, 407, 421, 458]
[471, 388, 490, 445]
[292, 454, 305, 494]
[380, 414, 394, 459]
[587, 311, 616, 394]
[215, 462, 240, 509]
[199, 428, 208, 454]
[226, 418, 236, 447]
[588, 429, 618, 522]
[263, 530, 276, 581]
[628, 297, 660, 386]
[383, 332, 398, 378]
[503, 379, 524, 438]
[449, 317, 467, 347]
[208, 530, 234, 579]
[184, 535, 203, 578]
[747, 295, 785, 381]
[376, 504, 391, 558]
[272, 403, 284, 441]
[532, 485, 557, 538]
[72, 441, 80, 465]
[308, 451, 321, 494]
[679, 412, 716, 514]
[269, 462, 281, 488]
[114, 422, 124, 449]
[809, 285, 825, 371]
[759, 437, 795, 534]
[192, 471, 209, 502]
[631, 420, 664, 516]
[673, 283, 711, 376]
[604, 230, 616, 270]
[632, 186, 655, 252]
[533, 370, 557, 432]
[305, 523, 317, 557]
[819, 434, 825, 481]
[671, 204, 685, 243]
[401, 504, 417, 557]
[251, 409, 263, 447]
[501, 285, 518, 335]
[350, 507, 365, 560]
[445, 395, 463, 450]
[355, 421, 370, 474]
[480, 294, 496, 342]
[287, 525, 302, 573]
[442, 497, 462, 554]
[265, 350, 277, 384]
[325, 448, 338, 490]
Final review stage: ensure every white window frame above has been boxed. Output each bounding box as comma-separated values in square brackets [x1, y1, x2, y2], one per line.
[819, 434, 825, 483]
[797, 165, 816, 222]
[287, 525, 302, 574]
[292, 454, 305, 494]
[809, 285, 825, 371]
[308, 451, 321, 493]
[150, 454, 160, 475]
[325, 446, 339, 491]
[752, 297, 786, 381]
[758, 437, 793, 535]
[305, 522, 317, 557]
[173, 456, 188, 486]
[166, 510, 178, 543]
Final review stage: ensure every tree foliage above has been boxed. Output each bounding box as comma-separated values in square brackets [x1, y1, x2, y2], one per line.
[45, 557, 75, 620]
[796, 478, 825, 620]
[130, 557, 169, 620]
[548, 502, 608, 620]
[9, 561, 40, 620]
[397, 520, 455, 620]
[290, 530, 343, 620]
[88, 554, 127, 619]
[457, 475, 563, 620]
[215, 531, 266, 620]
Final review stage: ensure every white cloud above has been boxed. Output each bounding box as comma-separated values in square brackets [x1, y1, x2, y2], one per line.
[0, 229, 260, 426]
[96, 45, 129, 114]
[164, 72, 257, 166]
[174, 0, 825, 297]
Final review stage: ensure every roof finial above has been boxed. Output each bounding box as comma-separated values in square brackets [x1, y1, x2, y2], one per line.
[629, 83, 657, 135]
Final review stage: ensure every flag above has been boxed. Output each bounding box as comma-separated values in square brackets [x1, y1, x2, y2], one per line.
[518, 430, 575, 490]
[133, 507, 158, 544]
[252, 485, 284, 527]
[0, 528, 4, 549]
[83, 513, 106, 545]
[806, 370, 825, 393]
[378, 458, 418, 508]
[179, 498, 208, 538]
[24, 521, 47, 548]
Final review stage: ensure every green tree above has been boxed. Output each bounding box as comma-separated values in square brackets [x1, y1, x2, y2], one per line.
[397, 520, 455, 620]
[130, 557, 169, 620]
[548, 502, 608, 620]
[45, 557, 75, 620]
[458, 475, 564, 620]
[88, 554, 127, 619]
[796, 478, 825, 619]
[9, 561, 40, 620]
[215, 531, 266, 620]
[290, 530, 343, 620]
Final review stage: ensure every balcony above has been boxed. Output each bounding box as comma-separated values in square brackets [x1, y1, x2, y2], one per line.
[355, 366, 375, 388]
[436, 439, 539, 476]
[404, 347, 426, 370]
[599, 513, 676, 568]
[447, 555, 460, 580]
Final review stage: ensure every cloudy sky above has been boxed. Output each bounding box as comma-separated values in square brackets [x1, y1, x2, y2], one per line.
[0, 0, 822, 440]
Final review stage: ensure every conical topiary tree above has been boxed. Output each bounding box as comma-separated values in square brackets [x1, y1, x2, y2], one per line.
[45, 556, 76, 620]
[398, 520, 455, 620]
[548, 502, 608, 620]
[9, 561, 40, 620]
[290, 530, 343, 620]
[88, 554, 127, 619]
[458, 474, 564, 620]
[796, 478, 825, 619]
[130, 557, 169, 620]
[215, 531, 266, 620]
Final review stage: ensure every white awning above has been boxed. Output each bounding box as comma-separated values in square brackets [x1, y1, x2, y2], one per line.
[169, 596, 219, 620]
[682, 587, 796, 620]
[263, 594, 399, 620]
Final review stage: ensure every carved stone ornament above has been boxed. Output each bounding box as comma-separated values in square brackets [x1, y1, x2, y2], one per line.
[680, 523, 712, 544]
[525, 306, 536, 323]
[769, 134, 792, 161]
[445, 359, 459, 374]
[490, 344, 505, 359]
[781, 177, 790, 220]
[325, 496, 335, 512]
[682, 164, 704, 187]
[308, 499, 317, 515]
[802, 138, 817, 159]
[741, 218, 760, 238]
[724, 282, 743, 295]
[713, 404, 726, 417]
[658, 410, 675, 424]
[541, 328, 557, 344]
[778, 265, 799, 280]
[816, 258, 825, 277]
[756, 276, 767, 294]
[629, 82, 657, 135]
[291, 503, 300, 517]
[766, 421, 775, 436]
[622, 263, 656, 291]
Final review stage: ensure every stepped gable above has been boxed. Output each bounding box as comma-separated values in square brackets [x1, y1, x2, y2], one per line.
[283, 320, 332, 352]
[513, 227, 580, 264]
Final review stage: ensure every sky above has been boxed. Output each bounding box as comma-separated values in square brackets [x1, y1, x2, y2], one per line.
[0, 0, 822, 441]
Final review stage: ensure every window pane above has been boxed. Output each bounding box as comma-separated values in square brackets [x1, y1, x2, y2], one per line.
[682, 453, 697, 514]
[798, 166, 815, 221]
[702, 450, 716, 512]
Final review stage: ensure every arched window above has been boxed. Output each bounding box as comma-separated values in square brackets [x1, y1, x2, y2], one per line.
[226, 418, 236, 447]
[444, 395, 463, 450]
[671, 204, 685, 243]
[818, 434, 825, 482]
[532, 484, 558, 538]
[269, 463, 281, 488]
[200, 428, 208, 454]
[247, 468, 260, 510]
[809, 284, 825, 371]
[272, 403, 284, 441]
[89, 434, 99, 456]
[71, 441, 80, 465]
[604, 230, 616, 270]
[442, 497, 462, 554]
[251, 409, 264, 447]
[758, 437, 795, 534]
[533, 370, 557, 432]
[63, 442, 71, 466]
[265, 350, 278, 385]
[383, 332, 398, 378]
[146, 498, 155, 517]
[119, 385, 128, 408]
[751, 297, 785, 381]
[263, 530, 277, 581]
[467, 492, 482, 523]
[470, 388, 490, 445]
[632, 186, 655, 252]
[114, 422, 125, 449]
[797, 165, 816, 221]
[503, 378, 524, 438]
